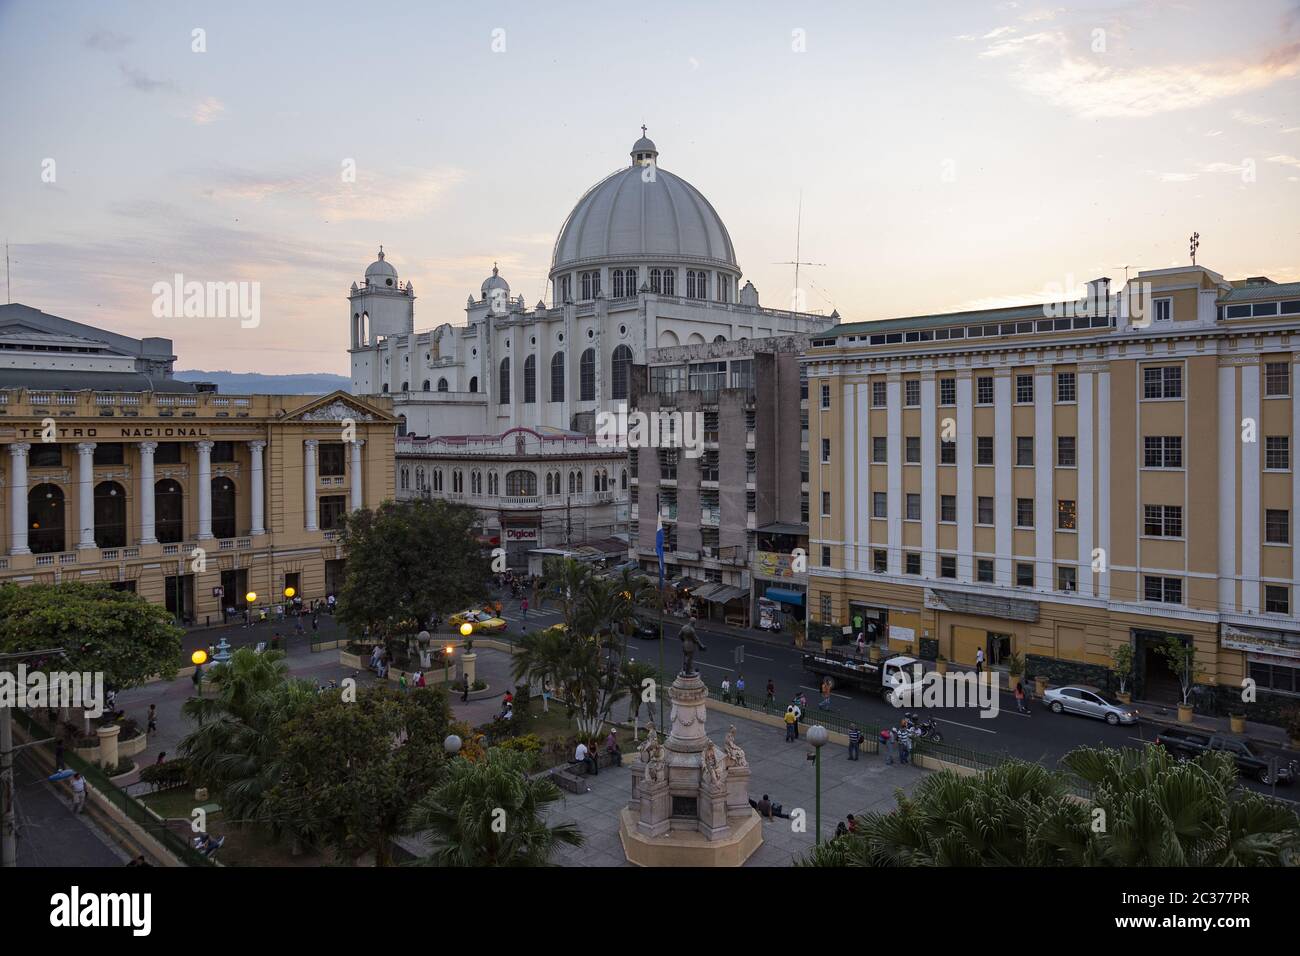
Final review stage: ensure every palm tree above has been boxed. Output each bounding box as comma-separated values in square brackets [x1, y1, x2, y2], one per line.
[406, 748, 583, 866]
[510, 626, 569, 708]
[538, 556, 594, 628]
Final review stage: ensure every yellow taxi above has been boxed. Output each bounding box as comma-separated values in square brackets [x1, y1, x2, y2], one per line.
[449, 608, 508, 633]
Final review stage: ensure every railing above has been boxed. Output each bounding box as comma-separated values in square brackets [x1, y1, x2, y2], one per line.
[701, 508, 720, 525]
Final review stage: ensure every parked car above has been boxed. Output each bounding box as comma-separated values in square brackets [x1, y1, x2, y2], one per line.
[448, 609, 508, 633]
[628, 616, 660, 640]
[1042, 685, 1139, 725]
[1154, 728, 1296, 785]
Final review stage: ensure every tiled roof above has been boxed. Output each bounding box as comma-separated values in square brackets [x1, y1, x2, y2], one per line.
[1222, 282, 1300, 301]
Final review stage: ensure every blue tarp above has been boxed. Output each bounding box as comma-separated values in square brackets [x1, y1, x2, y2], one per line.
[765, 588, 805, 606]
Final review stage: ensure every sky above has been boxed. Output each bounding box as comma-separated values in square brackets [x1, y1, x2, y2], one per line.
[1, 0, 1298, 374]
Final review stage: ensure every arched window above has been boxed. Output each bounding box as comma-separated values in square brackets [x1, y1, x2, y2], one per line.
[499, 357, 510, 404]
[550, 353, 565, 402]
[523, 354, 536, 403]
[211, 477, 237, 539]
[155, 479, 184, 543]
[29, 483, 65, 554]
[576, 471, 583, 493]
[662, 269, 675, 296]
[382, 384, 389, 393]
[612, 269, 624, 298]
[545, 473, 553, 496]
[400, 468, 409, 491]
[416, 467, 425, 490]
[400, 381, 408, 392]
[506, 470, 537, 496]
[581, 271, 592, 300]
[686, 271, 697, 299]
[434, 469, 443, 492]
[397, 414, 407, 437]
[422, 380, 430, 391]
[90, 480, 127, 548]
[611, 344, 633, 401]
[469, 376, 478, 393]
[568, 471, 576, 494]
[437, 378, 449, 392]
[650, 268, 662, 294]
[621, 468, 628, 490]
[626, 267, 638, 293]
[580, 348, 596, 401]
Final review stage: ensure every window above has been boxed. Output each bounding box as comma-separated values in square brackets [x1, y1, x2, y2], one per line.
[977, 436, 994, 465]
[939, 378, 956, 405]
[1016, 374, 1034, 404]
[522, 354, 536, 404]
[873, 492, 888, 518]
[318, 442, 346, 477]
[905, 552, 921, 575]
[1265, 361, 1291, 397]
[1057, 499, 1077, 530]
[873, 549, 887, 573]
[871, 381, 887, 407]
[211, 442, 236, 463]
[821, 545, 831, 567]
[505, 470, 536, 496]
[93, 481, 128, 548]
[977, 559, 995, 583]
[1016, 498, 1034, 528]
[437, 378, 449, 392]
[1057, 566, 1077, 592]
[578, 348, 596, 401]
[93, 444, 125, 466]
[821, 438, 831, 463]
[155, 479, 183, 543]
[872, 437, 888, 463]
[687, 270, 708, 300]
[977, 497, 994, 525]
[904, 380, 920, 407]
[468, 376, 477, 393]
[801, 493, 809, 522]
[1143, 365, 1182, 399]
[1143, 504, 1183, 537]
[154, 442, 182, 464]
[940, 439, 956, 465]
[1016, 436, 1034, 466]
[1154, 297, 1172, 323]
[1016, 563, 1034, 587]
[820, 383, 831, 409]
[940, 556, 957, 579]
[906, 494, 921, 521]
[611, 345, 633, 401]
[1057, 436, 1076, 467]
[499, 357, 510, 404]
[1249, 659, 1299, 693]
[1056, 372, 1076, 403]
[940, 495, 956, 522]
[319, 495, 347, 531]
[550, 353, 565, 402]
[1144, 575, 1182, 604]
[905, 436, 920, 463]
[1266, 585, 1290, 615]
[1266, 509, 1290, 544]
[977, 376, 994, 405]
[820, 593, 832, 623]
[821, 491, 831, 516]
[1144, 436, 1183, 468]
[1265, 436, 1290, 470]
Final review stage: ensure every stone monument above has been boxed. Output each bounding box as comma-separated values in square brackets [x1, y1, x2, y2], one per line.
[619, 620, 762, 866]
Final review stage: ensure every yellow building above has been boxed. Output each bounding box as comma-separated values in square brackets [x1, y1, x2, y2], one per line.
[807, 265, 1300, 718]
[0, 388, 397, 623]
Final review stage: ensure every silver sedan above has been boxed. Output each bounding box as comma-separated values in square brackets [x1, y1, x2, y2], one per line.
[1042, 685, 1140, 725]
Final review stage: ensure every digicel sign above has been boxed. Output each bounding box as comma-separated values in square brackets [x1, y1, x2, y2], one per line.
[504, 527, 538, 542]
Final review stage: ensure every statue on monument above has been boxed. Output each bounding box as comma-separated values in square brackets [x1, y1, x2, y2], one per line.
[723, 724, 748, 769]
[702, 739, 725, 787]
[677, 618, 708, 675]
[638, 726, 665, 783]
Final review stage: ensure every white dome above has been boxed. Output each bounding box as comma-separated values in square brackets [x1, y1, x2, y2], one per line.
[481, 263, 509, 296]
[550, 137, 738, 277]
[365, 247, 397, 281]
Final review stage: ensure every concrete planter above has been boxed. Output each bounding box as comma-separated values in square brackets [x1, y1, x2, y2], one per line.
[110, 763, 141, 788]
[1034, 676, 1048, 696]
[119, 731, 148, 759]
[1177, 704, 1195, 724]
[1116, 691, 1132, 705]
[935, 659, 948, 675]
[1229, 714, 1247, 734]
[868, 645, 882, 662]
[339, 651, 364, 669]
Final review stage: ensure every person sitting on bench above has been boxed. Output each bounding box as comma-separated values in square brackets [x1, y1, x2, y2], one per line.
[574, 740, 598, 776]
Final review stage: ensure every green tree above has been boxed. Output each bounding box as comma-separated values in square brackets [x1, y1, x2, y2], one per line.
[538, 556, 594, 628]
[406, 748, 582, 866]
[0, 582, 182, 689]
[619, 659, 659, 738]
[337, 498, 489, 643]
[264, 685, 451, 866]
[1156, 636, 1202, 707]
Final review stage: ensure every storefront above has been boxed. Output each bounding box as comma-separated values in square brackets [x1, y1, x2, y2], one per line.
[500, 524, 537, 567]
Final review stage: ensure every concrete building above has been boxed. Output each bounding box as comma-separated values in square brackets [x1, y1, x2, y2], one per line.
[631, 335, 818, 626]
[806, 264, 1300, 720]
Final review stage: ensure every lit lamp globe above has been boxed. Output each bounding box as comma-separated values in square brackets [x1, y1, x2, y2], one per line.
[807, 725, 830, 748]
[284, 586, 296, 599]
[459, 623, 473, 638]
[418, 629, 430, 645]
[444, 734, 462, 756]
[245, 591, 258, 605]
[445, 644, 456, 657]
[191, 649, 208, 666]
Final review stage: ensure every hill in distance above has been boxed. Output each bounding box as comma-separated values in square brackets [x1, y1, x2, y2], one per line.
[176, 370, 351, 395]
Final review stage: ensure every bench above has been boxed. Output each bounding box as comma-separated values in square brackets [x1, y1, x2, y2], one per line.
[550, 750, 624, 793]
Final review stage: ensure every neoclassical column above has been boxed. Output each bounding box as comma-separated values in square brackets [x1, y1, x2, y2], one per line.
[248, 440, 266, 536]
[77, 442, 97, 549]
[304, 439, 319, 531]
[138, 442, 157, 545]
[349, 439, 365, 511]
[8, 443, 31, 554]
[195, 440, 214, 540]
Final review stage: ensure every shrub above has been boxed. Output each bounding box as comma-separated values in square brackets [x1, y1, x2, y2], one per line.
[105, 758, 136, 777]
[140, 758, 191, 790]
[496, 734, 545, 770]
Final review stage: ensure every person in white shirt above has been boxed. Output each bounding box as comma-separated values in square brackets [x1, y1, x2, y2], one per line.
[720, 677, 731, 702]
[575, 741, 597, 776]
[975, 647, 985, 675]
[70, 773, 86, 814]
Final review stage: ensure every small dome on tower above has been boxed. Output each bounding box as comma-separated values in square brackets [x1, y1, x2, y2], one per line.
[365, 246, 398, 283]
[481, 263, 510, 297]
[631, 127, 658, 165]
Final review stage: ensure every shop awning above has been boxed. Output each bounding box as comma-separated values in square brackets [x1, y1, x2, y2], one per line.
[924, 588, 1038, 622]
[700, 585, 746, 604]
[765, 587, 805, 606]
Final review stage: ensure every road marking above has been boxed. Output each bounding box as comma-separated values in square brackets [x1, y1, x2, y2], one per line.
[933, 716, 999, 735]
[697, 661, 731, 672]
[742, 653, 774, 662]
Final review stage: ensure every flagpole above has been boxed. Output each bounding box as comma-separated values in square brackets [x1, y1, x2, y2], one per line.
[656, 509, 666, 735]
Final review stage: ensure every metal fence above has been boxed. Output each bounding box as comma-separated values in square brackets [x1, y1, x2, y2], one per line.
[13, 709, 213, 867]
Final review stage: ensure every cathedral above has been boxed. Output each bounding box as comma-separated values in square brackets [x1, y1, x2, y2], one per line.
[347, 132, 837, 563]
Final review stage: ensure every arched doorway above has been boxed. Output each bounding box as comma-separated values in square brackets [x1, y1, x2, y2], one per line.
[94, 480, 127, 548]
[155, 479, 184, 543]
[28, 483, 65, 554]
[212, 477, 237, 539]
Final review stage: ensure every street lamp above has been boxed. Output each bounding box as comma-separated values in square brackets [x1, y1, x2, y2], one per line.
[807, 725, 830, 845]
[444, 644, 455, 690]
[190, 649, 208, 666]
[459, 623, 473, 638]
[443, 734, 462, 757]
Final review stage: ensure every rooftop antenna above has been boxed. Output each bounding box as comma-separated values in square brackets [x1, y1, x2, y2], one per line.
[773, 192, 824, 313]
[1189, 231, 1200, 266]
[1114, 265, 1132, 284]
[5, 240, 9, 304]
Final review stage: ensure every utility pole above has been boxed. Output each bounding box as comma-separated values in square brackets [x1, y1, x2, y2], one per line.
[2, 647, 66, 868]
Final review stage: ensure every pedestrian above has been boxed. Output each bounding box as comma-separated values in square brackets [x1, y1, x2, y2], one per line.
[783, 706, 797, 742]
[415, 671, 427, 689]
[834, 821, 848, 839]
[521, 597, 529, 620]
[461, 677, 470, 702]
[399, 672, 408, 693]
[720, 676, 731, 703]
[54, 739, 65, 771]
[575, 739, 598, 776]
[846, 813, 857, 833]
[819, 677, 832, 711]
[899, 728, 912, 765]
[70, 773, 86, 814]
[765, 679, 775, 710]
[855, 631, 866, 656]
[605, 728, 622, 767]
[1014, 680, 1027, 714]
[1023, 678, 1034, 715]
[146, 704, 157, 735]
[156, 751, 166, 766]
[311, 615, 319, 633]
[735, 675, 746, 707]
[884, 728, 898, 765]
[541, 681, 551, 713]
[791, 702, 802, 739]
[847, 724, 862, 761]
[191, 664, 202, 695]
[295, 614, 306, 635]
[975, 646, 985, 676]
